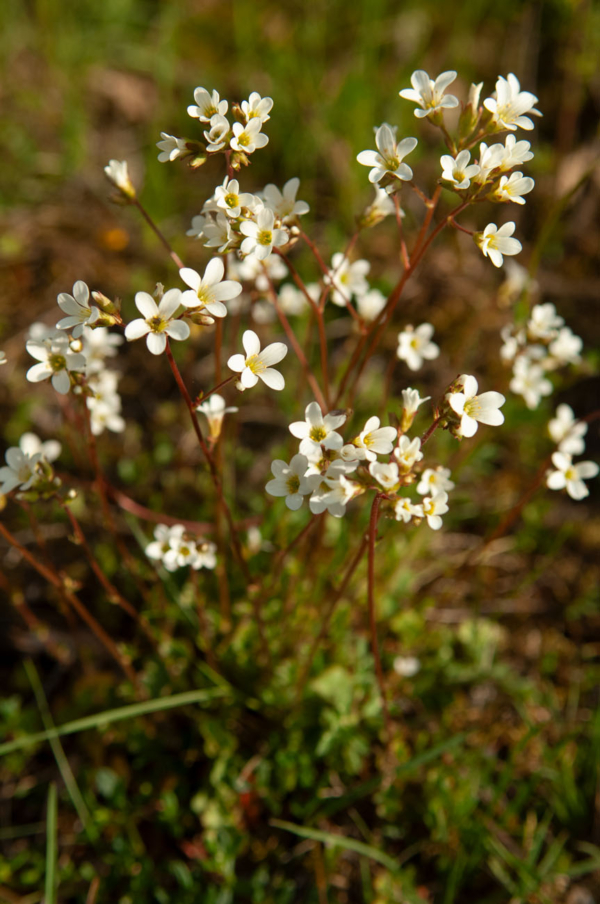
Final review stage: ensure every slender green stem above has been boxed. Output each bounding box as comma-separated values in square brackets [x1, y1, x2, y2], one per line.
[45, 783, 58, 904]
[367, 494, 391, 743]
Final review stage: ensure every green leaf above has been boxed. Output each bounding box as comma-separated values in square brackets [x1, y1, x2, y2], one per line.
[271, 818, 398, 872]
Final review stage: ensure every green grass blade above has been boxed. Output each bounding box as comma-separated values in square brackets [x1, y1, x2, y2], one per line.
[270, 818, 398, 872]
[0, 687, 229, 757]
[45, 783, 58, 904]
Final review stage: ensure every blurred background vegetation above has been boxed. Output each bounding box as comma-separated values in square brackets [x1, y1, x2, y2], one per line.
[1, 0, 600, 902]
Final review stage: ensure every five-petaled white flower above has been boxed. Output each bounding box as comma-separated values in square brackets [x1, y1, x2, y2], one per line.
[491, 172, 534, 205]
[499, 135, 534, 170]
[399, 70, 459, 118]
[203, 114, 231, 152]
[227, 330, 288, 390]
[197, 393, 239, 440]
[124, 289, 189, 355]
[26, 330, 86, 394]
[352, 416, 397, 462]
[240, 207, 289, 260]
[483, 73, 541, 131]
[417, 467, 455, 496]
[289, 401, 346, 457]
[262, 178, 309, 221]
[0, 446, 42, 496]
[356, 124, 417, 184]
[266, 454, 318, 510]
[509, 357, 553, 409]
[325, 254, 370, 307]
[440, 150, 480, 190]
[356, 289, 386, 322]
[546, 452, 598, 501]
[19, 432, 62, 463]
[104, 160, 135, 198]
[449, 375, 506, 437]
[309, 461, 361, 518]
[156, 133, 187, 162]
[527, 303, 564, 340]
[202, 213, 232, 251]
[214, 177, 255, 219]
[369, 461, 400, 491]
[56, 281, 100, 337]
[241, 92, 273, 124]
[180, 259, 242, 318]
[397, 324, 440, 371]
[422, 491, 449, 530]
[230, 119, 268, 154]
[548, 328, 582, 366]
[548, 404, 587, 456]
[394, 497, 425, 523]
[477, 222, 522, 268]
[394, 436, 424, 471]
[187, 87, 228, 122]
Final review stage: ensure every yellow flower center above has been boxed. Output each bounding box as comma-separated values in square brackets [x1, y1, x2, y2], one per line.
[148, 315, 168, 333]
[49, 353, 66, 372]
[309, 425, 327, 442]
[245, 354, 266, 374]
[286, 475, 300, 494]
[257, 230, 272, 246]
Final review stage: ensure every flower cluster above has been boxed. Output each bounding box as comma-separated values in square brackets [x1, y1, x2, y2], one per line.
[0, 432, 62, 498]
[145, 524, 217, 572]
[544, 404, 597, 501]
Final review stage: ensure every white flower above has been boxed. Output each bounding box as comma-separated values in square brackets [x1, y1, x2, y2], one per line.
[240, 207, 289, 260]
[362, 187, 396, 224]
[148, 524, 216, 572]
[483, 73, 541, 131]
[352, 416, 397, 462]
[241, 92, 273, 124]
[396, 323, 440, 371]
[449, 375, 506, 437]
[266, 454, 318, 510]
[546, 452, 598, 501]
[187, 87, 228, 122]
[26, 330, 86, 394]
[145, 524, 181, 567]
[262, 177, 309, 221]
[279, 284, 309, 316]
[0, 351, 6, 365]
[394, 497, 425, 523]
[417, 467, 455, 496]
[498, 135, 534, 170]
[422, 491, 449, 530]
[180, 259, 242, 318]
[124, 289, 189, 355]
[186, 214, 207, 239]
[548, 328, 582, 366]
[548, 404, 587, 456]
[289, 401, 346, 457]
[56, 281, 100, 337]
[203, 114, 231, 152]
[196, 394, 238, 441]
[214, 177, 256, 218]
[491, 172, 535, 205]
[393, 655, 421, 677]
[19, 432, 61, 463]
[230, 119, 268, 154]
[309, 462, 361, 518]
[87, 394, 125, 436]
[394, 436, 423, 471]
[369, 461, 400, 490]
[356, 288, 386, 322]
[81, 326, 123, 375]
[195, 541, 217, 570]
[402, 388, 431, 417]
[467, 82, 483, 110]
[527, 303, 564, 340]
[156, 133, 187, 162]
[440, 150, 480, 190]
[233, 252, 288, 291]
[356, 124, 417, 184]
[227, 330, 287, 390]
[104, 160, 135, 198]
[399, 69, 459, 118]
[509, 357, 552, 409]
[0, 446, 42, 495]
[477, 222, 522, 268]
[202, 213, 232, 251]
[474, 142, 504, 183]
[325, 254, 370, 307]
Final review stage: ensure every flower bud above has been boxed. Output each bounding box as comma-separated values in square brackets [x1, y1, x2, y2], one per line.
[104, 160, 136, 200]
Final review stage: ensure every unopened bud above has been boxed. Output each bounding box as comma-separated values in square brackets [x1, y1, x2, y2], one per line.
[104, 160, 136, 200]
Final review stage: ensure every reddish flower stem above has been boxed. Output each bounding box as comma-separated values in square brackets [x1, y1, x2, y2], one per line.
[133, 199, 185, 270]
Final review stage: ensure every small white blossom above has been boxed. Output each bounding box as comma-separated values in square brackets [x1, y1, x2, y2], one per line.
[394, 435, 424, 471]
[483, 73, 541, 131]
[397, 323, 440, 371]
[187, 87, 228, 122]
[449, 375, 506, 437]
[203, 113, 231, 152]
[56, 281, 100, 337]
[124, 289, 189, 355]
[214, 176, 256, 218]
[227, 329, 287, 390]
[474, 142, 505, 183]
[440, 150, 480, 190]
[26, 330, 86, 394]
[352, 416, 397, 462]
[104, 160, 135, 198]
[19, 432, 61, 463]
[356, 288, 386, 322]
[147, 523, 217, 572]
[230, 119, 268, 154]
[491, 172, 535, 205]
[309, 461, 361, 518]
[417, 467, 455, 496]
[402, 388, 431, 417]
[241, 92, 273, 124]
[180, 259, 242, 318]
[81, 326, 123, 375]
[356, 124, 417, 184]
[527, 303, 564, 340]
[87, 394, 125, 436]
[262, 177, 309, 221]
[240, 207, 289, 260]
[0, 446, 42, 496]
[498, 135, 534, 170]
[289, 401, 346, 457]
[369, 461, 400, 490]
[509, 357, 552, 409]
[279, 283, 310, 316]
[325, 254, 370, 307]
[548, 404, 587, 456]
[156, 133, 187, 162]
[394, 497, 425, 523]
[477, 222, 522, 268]
[546, 452, 598, 501]
[362, 187, 396, 224]
[467, 82, 483, 110]
[266, 454, 318, 510]
[393, 655, 421, 677]
[202, 213, 232, 251]
[197, 394, 238, 440]
[399, 70, 459, 118]
[547, 327, 582, 366]
[186, 214, 207, 240]
[422, 491, 449, 530]
[233, 252, 288, 291]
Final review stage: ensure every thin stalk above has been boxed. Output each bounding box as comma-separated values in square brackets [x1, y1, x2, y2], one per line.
[420, 416, 442, 447]
[393, 195, 409, 268]
[133, 199, 185, 270]
[368, 494, 391, 743]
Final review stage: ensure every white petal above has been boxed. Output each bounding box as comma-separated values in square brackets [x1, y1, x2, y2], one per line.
[242, 330, 261, 357]
[146, 332, 167, 355]
[165, 320, 190, 341]
[159, 288, 182, 318]
[227, 354, 246, 373]
[259, 368, 284, 390]
[179, 268, 201, 291]
[135, 292, 158, 318]
[259, 341, 288, 367]
[125, 319, 151, 340]
[203, 257, 224, 286]
[52, 370, 71, 394]
[241, 368, 259, 388]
